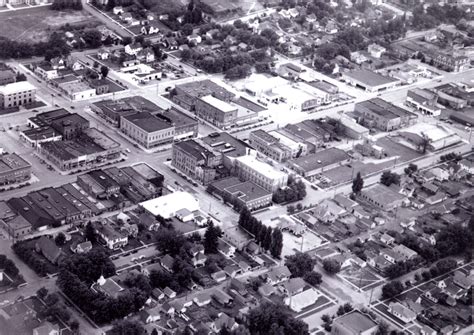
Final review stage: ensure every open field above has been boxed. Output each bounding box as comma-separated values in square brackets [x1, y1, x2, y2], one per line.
[0, 6, 99, 42]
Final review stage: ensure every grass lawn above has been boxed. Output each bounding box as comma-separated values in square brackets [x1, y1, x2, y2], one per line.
[0, 6, 98, 42]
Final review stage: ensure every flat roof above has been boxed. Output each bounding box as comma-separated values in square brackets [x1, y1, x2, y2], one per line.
[58, 81, 94, 93]
[200, 95, 237, 113]
[174, 140, 215, 161]
[201, 132, 248, 158]
[140, 191, 199, 219]
[211, 177, 271, 202]
[123, 112, 173, 133]
[357, 98, 415, 119]
[333, 311, 377, 332]
[22, 126, 61, 141]
[0, 153, 31, 174]
[291, 148, 350, 172]
[236, 155, 287, 180]
[157, 107, 197, 128]
[0, 81, 36, 95]
[176, 79, 234, 100]
[344, 69, 398, 87]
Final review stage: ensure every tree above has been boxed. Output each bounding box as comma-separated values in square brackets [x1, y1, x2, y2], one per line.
[37, 287, 49, 300]
[380, 171, 400, 187]
[352, 172, 364, 194]
[323, 259, 341, 274]
[204, 222, 221, 254]
[155, 228, 188, 256]
[376, 321, 390, 335]
[270, 229, 283, 258]
[85, 222, 96, 243]
[100, 65, 109, 79]
[262, 227, 273, 251]
[336, 303, 353, 316]
[381, 281, 404, 299]
[82, 29, 102, 48]
[109, 320, 146, 335]
[419, 132, 431, 154]
[54, 232, 66, 246]
[303, 271, 322, 286]
[151, 329, 159, 335]
[285, 253, 316, 277]
[247, 302, 309, 335]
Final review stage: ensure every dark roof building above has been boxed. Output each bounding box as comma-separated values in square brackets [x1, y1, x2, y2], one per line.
[331, 310, 378, 335]
[289, 148, 351, 179]
[342, 69, 400, 92]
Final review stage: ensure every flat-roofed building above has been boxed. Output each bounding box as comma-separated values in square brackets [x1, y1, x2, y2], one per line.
[195, 95, 238, 128]
[0, 81, 36, 108]
[51, 113, 90, 140]
[57, 81, 96, 101]
[355, 98, 417, 131]
[342, 69, 400, 92]
[140, 191, 200, 219]
[172, 140, 219, 185]
[120, 112, 175, 148]
[288, 148, 351, 181]
[200, 131, 249, 169]
[331, 310, 378, 335]
[27, 108, 70, 128]
[398, 123, 461, 151]
[0, 153, 32, 185]
[1, 215, 32, 238]
[173, 79, 235, 110]
[249, 129, 293, 162]
[91, 99, 138, 126]
[208, 176, 272, 211]
[156, 108, 198, 140]
[234, 155, 288, 192]
[21, 126, 63, 148]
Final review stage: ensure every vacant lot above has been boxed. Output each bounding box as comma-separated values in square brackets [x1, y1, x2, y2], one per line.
[0, 6, 99, 42]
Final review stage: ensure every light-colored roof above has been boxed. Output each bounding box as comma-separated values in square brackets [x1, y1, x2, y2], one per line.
[200, 95, 236, 113]
[0, 81, 36, 95]
[139, 191, 199, 219]
[285, 288, 319, 311]
[236, 155, 287, 181]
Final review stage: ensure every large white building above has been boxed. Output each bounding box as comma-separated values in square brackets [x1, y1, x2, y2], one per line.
[0, 81, 36, 108]
[234, 155, 288, 192]
[139, 191, 200, 219]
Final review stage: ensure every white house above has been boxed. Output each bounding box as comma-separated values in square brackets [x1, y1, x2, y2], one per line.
[368, 43, 386, 58]
[388, 302, 417, 323]
[113, 6, 124, 15]
[125, 43, 143, 56]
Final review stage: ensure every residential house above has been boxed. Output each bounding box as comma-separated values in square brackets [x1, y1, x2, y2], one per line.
[70, 241, 92, 254]
[285, 288, 320, 312]
[265, 266, 291, 285]
[139, 307, 161, 324]
[194, 292, 212, 307]
[35, 236, 63, 265]
[281, 277, 306, 296]
[211, 270, 227, 283]
[161, 254, 175, 272]
[210, 313, 237, 333]
[97, 225, 128, 250]
[331, 310, 378, 335]
[163, 287, 176, 299]
[388, 302, 417, 323]
[125, 43, 143, 56]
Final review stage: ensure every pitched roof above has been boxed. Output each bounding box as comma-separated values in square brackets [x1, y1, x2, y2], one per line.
[36, 236, 62, 264]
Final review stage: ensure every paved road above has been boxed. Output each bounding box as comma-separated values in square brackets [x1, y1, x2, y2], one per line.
[80, 0, 134, 38]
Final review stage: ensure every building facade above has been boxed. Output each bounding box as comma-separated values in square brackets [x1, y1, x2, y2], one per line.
[120, 112, 175, 149]
[0, 153, 32, 185]
[234, 155, 288, 193]
[0, 81, 36, 109]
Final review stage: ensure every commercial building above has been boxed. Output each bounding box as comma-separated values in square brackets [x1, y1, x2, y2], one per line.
[431, 83, 473, 110]
[57, 80, 96, 101]
[173, 79, 235, 110]
[234, 155, 288, 192]
[208, 177, 272, 211]
[0, 153, 32, 186]
[172, 140, 220, 185]
[360, 184, 407, 211]
[342, 69, 400, 92]
[50, 113, 90, 140]
[0, 81, 36, 108]
[249, 130, 293, 162]
[139, 191, 200, 219]
[354, 98, 417, 131]
[40, 128, 121, 171]
[27, 108, 70, 128]
[273, 85, 322, 112]
[331, 310, 378, 335]
[120, 112, 175, 148]
[200, 131, 250, 168]
[21, 126, 63, 148]
[398, 123, 461, 152]
[195, 95, 238, 128]
[433, 54, 469, 72]
[157, 108, 198, 140]
[288, 148, 351, 180]
[406, 88, 441, 116]
[91, 99, 140, 126]
[1, 215, 32, 238]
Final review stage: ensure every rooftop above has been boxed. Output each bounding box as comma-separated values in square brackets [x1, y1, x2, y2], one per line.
[174, 140, 216, 161]
[357, 98, 415, 119]
[344, 69, 399, 87]
[0, 81, 36, 95]
[236, 155, 287, 180]
[333, 310, 378, 333]
[290, 148, 350, 172]
[0, 153, 31, 174]
[200, 95, 237, 113]
[211, 177, 271, 202]
[201, 132, 249, 158]
[122, 112, 173, 133]
[362, 184, 406, 204]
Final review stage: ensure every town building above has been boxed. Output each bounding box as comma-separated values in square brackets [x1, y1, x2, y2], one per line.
[139, 191, 200, 220]
[234, 155, 288, 192]
[406, 88, 441, 116]
[354, 98, 417, 131]
[433, 54, 469, 72]
[0, 153, 32, 186]
[120, 112, 175, 149]
[360, 184, 407, 211]
[331, 310, 378, 335]
[249, 129, 293, 162]
[172, 140, 219, 185]
[342, 69, 400, 92]
[0, 215, 32, 239]
[208, 177, 272, 211]
[288, 148, 351, 181]
[195, 95, 238, 128]
[173, 79, 235, 111]
[97, 225, 128, 250]
[0, 81, 36, 109]
[398, 123, 461, 152]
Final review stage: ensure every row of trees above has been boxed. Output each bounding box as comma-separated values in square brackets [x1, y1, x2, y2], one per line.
[12, 241, 53, 277]
[239, 208, 283, 258]
[285, 252, 323, 286]
[51, 0, 82, 10]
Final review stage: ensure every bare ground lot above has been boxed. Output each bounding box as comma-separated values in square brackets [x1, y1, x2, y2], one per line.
[0, 6, 99, 42]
